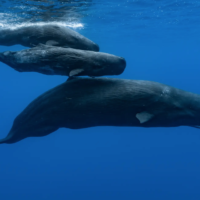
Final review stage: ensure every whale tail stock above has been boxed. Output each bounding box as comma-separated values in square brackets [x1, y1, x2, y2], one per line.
[0, 134, 12, 144]
[0, 138, 8, 144]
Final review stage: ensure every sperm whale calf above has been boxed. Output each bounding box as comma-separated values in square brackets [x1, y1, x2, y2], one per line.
[0, 45, 126, 77]
[0, 24, 99, 51]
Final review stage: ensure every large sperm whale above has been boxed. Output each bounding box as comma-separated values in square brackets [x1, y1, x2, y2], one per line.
[0, 77, 200, 144]
[0, 24, 99, 51]
[0, 45, 126, 77]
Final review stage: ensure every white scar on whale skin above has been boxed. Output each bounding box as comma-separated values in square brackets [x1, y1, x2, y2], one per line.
[136, 112, 154, 124]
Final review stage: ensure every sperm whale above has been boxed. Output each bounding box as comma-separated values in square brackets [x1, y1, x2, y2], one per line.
[1, 77, 200, 144]
[0, 24, 99, 51]
[0, 45, 126, 77]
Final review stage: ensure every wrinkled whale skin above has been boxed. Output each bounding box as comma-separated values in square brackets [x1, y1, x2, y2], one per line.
[0, 45, 126, 77]
[1, 77, 200, 144]
[0, 24, 99, 51]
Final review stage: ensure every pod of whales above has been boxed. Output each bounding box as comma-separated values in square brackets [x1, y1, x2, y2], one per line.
[0, 24, 99, 51]
[0, 45, 126, 77]
[0, 77, 200, 144]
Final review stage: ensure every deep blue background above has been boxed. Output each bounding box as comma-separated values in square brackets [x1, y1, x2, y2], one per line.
[1, 1, 200, 199]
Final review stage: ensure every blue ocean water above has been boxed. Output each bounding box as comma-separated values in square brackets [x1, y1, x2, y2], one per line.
[1, 0, 200, 199]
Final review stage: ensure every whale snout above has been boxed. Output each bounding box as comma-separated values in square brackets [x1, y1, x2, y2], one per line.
[115, 57, 126, 75]
[79, 36, 100, 52]
[107, 56, 126, 76]
[101, 56, 126, 76]
[84, 42, 100, 52]
[93, 44, 100, 52]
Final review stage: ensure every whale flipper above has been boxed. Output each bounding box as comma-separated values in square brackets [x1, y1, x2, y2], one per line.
[69, 69, 84, 77]
[136, 112, 154, 124]
[46, 40, 59, 46]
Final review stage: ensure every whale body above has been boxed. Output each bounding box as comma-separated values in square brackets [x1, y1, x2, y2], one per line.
[0, 45, 126, 77]
[0, 24, 99, 51]
[1, 77, 200, 144]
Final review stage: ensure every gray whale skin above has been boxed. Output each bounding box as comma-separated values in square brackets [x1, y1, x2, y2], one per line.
[1, 77, 200, 144]
[0, 24, 99, 51]
[0, 45, 126, 77]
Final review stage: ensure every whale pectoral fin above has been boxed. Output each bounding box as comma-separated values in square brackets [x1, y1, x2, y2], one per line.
[32, 44, 51, 50]
[46, 40, 59, 46]
[136, 112, 154, 124]
[30, 43, 37, 47]
[69, 69, 84, 77]
[37, 43, 50, 47]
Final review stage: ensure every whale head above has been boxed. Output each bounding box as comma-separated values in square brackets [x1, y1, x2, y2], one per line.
[86, 53, 126, 77]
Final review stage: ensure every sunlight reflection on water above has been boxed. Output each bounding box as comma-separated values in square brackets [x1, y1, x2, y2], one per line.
[0, 21, 84, 30]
